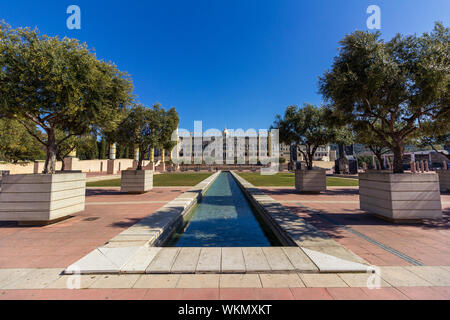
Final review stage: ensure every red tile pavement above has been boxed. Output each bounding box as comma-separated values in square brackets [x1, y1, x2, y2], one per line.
[1, 287, 449, 300]
[143, 288, 184, 300]
[289, 288, 333, 300]
[182, 288, 220, 300]
[360, 287, 409, 300]
[0, 187, 189, 268]
[219, 288, 260, 300]
[396, 286, 450, 300]
[326, 287, 372, 300]
[263, 188, 450, 267]
[253, 288, 294, 300]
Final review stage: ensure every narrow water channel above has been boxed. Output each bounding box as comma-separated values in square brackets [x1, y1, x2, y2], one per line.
[166, 171, 278, 247]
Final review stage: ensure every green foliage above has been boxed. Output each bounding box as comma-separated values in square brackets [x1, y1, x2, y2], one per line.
[357, 155, 374, 169]
[414, 118, 450, 160]
[0, 118, 45, 162]
[116, 104, 179, 169]
[319, 22, 449, 173]
[273, 104, 338, 169]
[0, 22, 133, 173]
[97, 138, 108, 159]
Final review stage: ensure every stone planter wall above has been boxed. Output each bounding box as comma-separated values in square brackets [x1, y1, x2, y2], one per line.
[0, 172, 86, 224]
[437, 170, 450, 192]
[121, 170, 153, 193]
[359, 172, 442, 221]
[295, 169, 326, 193]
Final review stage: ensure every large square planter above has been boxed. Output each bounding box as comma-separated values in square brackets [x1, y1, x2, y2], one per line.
[437, 170, 450, 192]
[295, 169, 326, 193]
[0, 172, 86, 225]
[359, 172, 442, 222]
[121, 170, 153, 193]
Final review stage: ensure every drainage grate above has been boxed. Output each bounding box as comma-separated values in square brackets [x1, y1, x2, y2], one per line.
[83, 217, 100, 221]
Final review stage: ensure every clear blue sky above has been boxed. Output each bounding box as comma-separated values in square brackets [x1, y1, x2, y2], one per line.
[1, 0, 449, 131]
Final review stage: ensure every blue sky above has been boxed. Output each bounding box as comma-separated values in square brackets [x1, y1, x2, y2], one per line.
[1, 0, 449, 131]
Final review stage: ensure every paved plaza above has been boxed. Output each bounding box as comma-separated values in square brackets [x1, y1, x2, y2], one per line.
[0, 183, 449, 300]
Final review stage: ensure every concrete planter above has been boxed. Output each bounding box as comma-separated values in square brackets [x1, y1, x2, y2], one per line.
[0, 172, 86, 225]
[121, 170, 153, 193]
[295, 169, 326, 193]
[359, 172, 442, 222]
[437, 170, 450, 192]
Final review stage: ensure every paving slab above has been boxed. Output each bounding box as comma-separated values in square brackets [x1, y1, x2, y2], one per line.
[47, 274, 100, 289]
[89, 274, 140, 289]
[196, 248, 222, 273]
[171, 247, 201, 273]
[133, 274, 181, 288]
[337, 273, 391, 288]
[176, 274, 220, 288]
[302, 248, 369, 273]
[1, 268, 63, 289]
[0, 269, 34, 289]
[299, 273, 348, 288]
[306, 246, 368, 264]
[221, 248, 246, 273]
[242, 247, 271, 272]
[379, 266, 433, 287]
[146, 248, 180, 273]
[262, 247, 295, 272]
[121, 247, 161, 273]
[282, 247, 318, 272]
[259, 273, 305, 288]
[219, 274, 262, 288]
[65, 246, 141, 274]
[403, 266, 450, 286]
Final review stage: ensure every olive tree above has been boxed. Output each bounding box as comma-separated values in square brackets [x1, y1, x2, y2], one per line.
[116, 104, 179, 170]
[319, 23, 449, 173]
[414, 118, 450, 161]
[273, 104, 337, 170]
[0, 22, 133, 173]
[354, 122, 390, 169]
[0, 118, 45, 163]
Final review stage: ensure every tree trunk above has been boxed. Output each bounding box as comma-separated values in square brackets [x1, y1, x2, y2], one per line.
[43, 130, 57, 174]
[375, 153, 384, 170]
[136, 160, 143, 170]
[392, 144, 404, 174]
[307, 153, 314, 170]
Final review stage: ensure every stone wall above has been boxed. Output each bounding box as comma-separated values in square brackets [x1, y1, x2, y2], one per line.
[0, 158, 141, 175]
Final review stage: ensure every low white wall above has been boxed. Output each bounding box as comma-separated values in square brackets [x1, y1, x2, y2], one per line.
[0, 158, 143, 175]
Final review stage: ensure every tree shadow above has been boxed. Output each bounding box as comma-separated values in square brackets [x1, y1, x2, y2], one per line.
[260, 188, 359, 196]
[109, 217, 143, 228]
[287, 203, 450, 232]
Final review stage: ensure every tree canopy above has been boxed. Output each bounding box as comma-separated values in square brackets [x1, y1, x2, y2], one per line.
[319, 22, 449, 173]
[273, 104, 338, 170]
[0, 118, 45, 163]
[0, 22, 133, 173]
[116, 104, 179, 170]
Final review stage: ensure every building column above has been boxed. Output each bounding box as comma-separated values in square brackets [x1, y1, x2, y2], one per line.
[109, 143, 116, 160]
[107, 143, 117, 174]
[64, 148, 78, 171]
